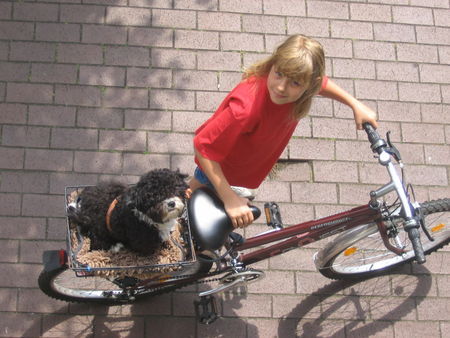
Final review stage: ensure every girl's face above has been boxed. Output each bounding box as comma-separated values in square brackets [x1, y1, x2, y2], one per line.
[267, 65, 306, 105]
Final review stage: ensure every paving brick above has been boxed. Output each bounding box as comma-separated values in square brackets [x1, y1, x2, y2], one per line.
[20, 240, 65, 263]
[219, 72, 243, 91]
[31, 63, 78, 84]
[55, 85, 101, 107]
[350, 3, 391, 22]
[317, 38, 353, 58]
[61, 4, 106, 23]
[242, 15, 286, 34]
[424, 145, 450, 165]
[152, 9, 196, 29]
[57, 43, 103, 64]
[198, 11, 241, 31]
[0, 103, 27, 124]
[24, 149, 72, 171]
[151, 48, 196, 69]
[42, 314, 95, 337]
[2, 126, 50, 148]
[13, 2, 57, 22]
[174, 0, 218, 10]
[10, 41, 55, 62]
[0, 147, 24, 169]
[36, 23, 80, 42]
[422, 103, 450, 124]
[173, 70, 217, 90]
[394, 320, 440, 338]
[289, 138, 335, 160]
[105, 46, 149, 67]
[393, 6, 435, 25]
[331, 21, 373, 40]
[313, 161, 358, 183]
[219, 0, 262, 13]
[256, 180, 291, 202]
[376, 61, 419, 82]
[74, 151, 122, 174]
[175, 30, 219, 50]
[49, 172, 98, 194]
[1, 172, 49, 194]
[0, 288, 17, 311]
[0, 21, 34, 40]
[29, 105, 76, 127]
[397, 43, 439, 64]
[106, 6, 150, 26]
[308, 1, 348, 19]
[130, 0, 171, 7]
[150, 89, 195, 110]
[18, 288, 68, 313]
[0, 2, 11, 19]
[197, 51, 241, 71]
[439, 46, 450, 63]
[0, 239, 19, 263]
[223, 294, 272, 317]
[129, 27, 173, 47]
[0, 313, 41, 338]
[312, 117, 357, 139]
[83, 24, 127, 44]
[7, 83, 54, 104]
[420, 64, 450, 84]
[373, 23, 416, 42]
[355, 80, 398, 101]
[377, 101, 421, 122]
[123, 153, 170, 175]
[125, 109, 171, 130]
[99, 130, 146, 151]
[399, 83, 442, 103]
[443, 84, 450, 103]
[353, 41, 396, 61]
[79, 65, 125, 86]
[336, 140, 376, 162]
[395, 143, 425, 164]
[292, 182, 337, 204]
[0, 41, 8, 60]
[287, 17, 330, 38]
[417, 297, 450, 320]
[51, 128, 98, 150]
[405, 165, 448, 186]
[0, 193, 20, 216]
[77, 108, 123, 129]
[417, 26, 450, 45]
[22, 194, 65, 217]
[147, 132, 193, 154]
[0, 216, 46, 239]
[333, 59, 376, 79]
[102, 87, 148, 108]
[0, 61, 29, 82]
[0, 262, 42, 287]
[221, 32, 265, 52]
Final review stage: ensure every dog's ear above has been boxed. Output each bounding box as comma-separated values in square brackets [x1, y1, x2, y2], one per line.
[123, 194, 136, 209]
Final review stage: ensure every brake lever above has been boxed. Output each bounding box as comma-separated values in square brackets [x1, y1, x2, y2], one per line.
[385, 131, 402, 164]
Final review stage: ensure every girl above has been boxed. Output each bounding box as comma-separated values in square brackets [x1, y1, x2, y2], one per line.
[190, 35, 378, 228]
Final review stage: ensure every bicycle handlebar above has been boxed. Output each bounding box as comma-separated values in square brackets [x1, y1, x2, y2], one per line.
[363, 122, 426, 264]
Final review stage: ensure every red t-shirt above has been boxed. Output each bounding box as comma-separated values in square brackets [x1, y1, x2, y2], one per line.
[194, 76, 328, 189]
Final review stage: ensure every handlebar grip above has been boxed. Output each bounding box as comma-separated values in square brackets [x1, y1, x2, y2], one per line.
[363, 122, 380, 145]
[407, 227, 426, 264]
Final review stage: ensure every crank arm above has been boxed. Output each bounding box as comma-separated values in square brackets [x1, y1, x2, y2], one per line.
[199, 276, 245, 297]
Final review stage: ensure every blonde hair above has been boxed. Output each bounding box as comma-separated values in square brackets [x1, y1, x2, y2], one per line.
[244, 35, 326, 120]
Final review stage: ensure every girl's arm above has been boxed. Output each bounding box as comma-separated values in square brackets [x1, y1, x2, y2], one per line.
[194, 149, 254, 228]
[319, 79, 378, 130]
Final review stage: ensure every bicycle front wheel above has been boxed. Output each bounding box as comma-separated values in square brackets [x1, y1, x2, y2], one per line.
[315, 198, 450, 279]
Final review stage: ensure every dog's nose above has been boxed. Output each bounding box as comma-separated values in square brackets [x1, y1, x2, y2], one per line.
[168, 201, 176, 208]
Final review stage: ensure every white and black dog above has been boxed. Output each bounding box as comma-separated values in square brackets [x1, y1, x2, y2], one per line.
[67, 169, 188, 256]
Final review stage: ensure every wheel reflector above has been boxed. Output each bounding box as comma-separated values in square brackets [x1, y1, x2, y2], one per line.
[344, 247, 358, 256]
[431, 223, 445, 233]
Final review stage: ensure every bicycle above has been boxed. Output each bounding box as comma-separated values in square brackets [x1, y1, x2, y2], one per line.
[38, 123, 450, 324]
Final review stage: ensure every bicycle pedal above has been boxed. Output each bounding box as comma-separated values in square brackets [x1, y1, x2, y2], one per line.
[194, 295, 219, 325]
[264, 202, 283, 229]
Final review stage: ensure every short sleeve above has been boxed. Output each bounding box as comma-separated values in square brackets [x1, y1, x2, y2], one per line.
[194, 96, 249, 163]
[318, 76, 329, 94]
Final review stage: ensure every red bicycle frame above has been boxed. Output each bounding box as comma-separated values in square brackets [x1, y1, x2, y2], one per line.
[236, 204, 381, 266]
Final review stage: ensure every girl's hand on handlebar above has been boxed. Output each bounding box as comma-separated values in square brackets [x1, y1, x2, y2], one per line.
[352, 100, 378, 130]
[223, 193, 254, 228]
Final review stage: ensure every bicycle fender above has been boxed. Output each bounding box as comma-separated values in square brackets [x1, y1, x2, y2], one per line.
[42, 250, 67, 272]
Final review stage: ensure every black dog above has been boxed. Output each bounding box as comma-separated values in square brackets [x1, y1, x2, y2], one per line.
[67, 169, 188, 256]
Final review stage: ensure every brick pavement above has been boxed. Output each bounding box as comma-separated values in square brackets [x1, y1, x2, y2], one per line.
[0, 0, 449, 337]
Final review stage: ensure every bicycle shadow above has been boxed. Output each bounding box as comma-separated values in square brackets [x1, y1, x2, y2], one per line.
[277, 265, 433, 337]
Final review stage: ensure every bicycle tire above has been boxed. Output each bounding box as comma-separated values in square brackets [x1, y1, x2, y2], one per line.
[38, 266, 192, 304]
[315, 198, 450, 279]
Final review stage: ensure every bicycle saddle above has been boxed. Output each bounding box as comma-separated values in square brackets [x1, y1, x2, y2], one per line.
[188, 187, 261, 251]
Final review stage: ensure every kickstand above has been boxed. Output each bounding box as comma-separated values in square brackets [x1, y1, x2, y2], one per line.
[194, 295, 219, 325]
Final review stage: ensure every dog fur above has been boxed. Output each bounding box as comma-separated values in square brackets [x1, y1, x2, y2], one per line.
[67, 169, 189, 256]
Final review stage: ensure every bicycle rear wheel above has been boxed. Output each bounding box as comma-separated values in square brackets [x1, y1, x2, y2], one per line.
[38, 266, 187, 304]
[315, 198, 450, 279]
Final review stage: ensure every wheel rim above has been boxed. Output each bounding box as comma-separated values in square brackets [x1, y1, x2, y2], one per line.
[50, 269, 126, 300]
[329, 210, 450, 275]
